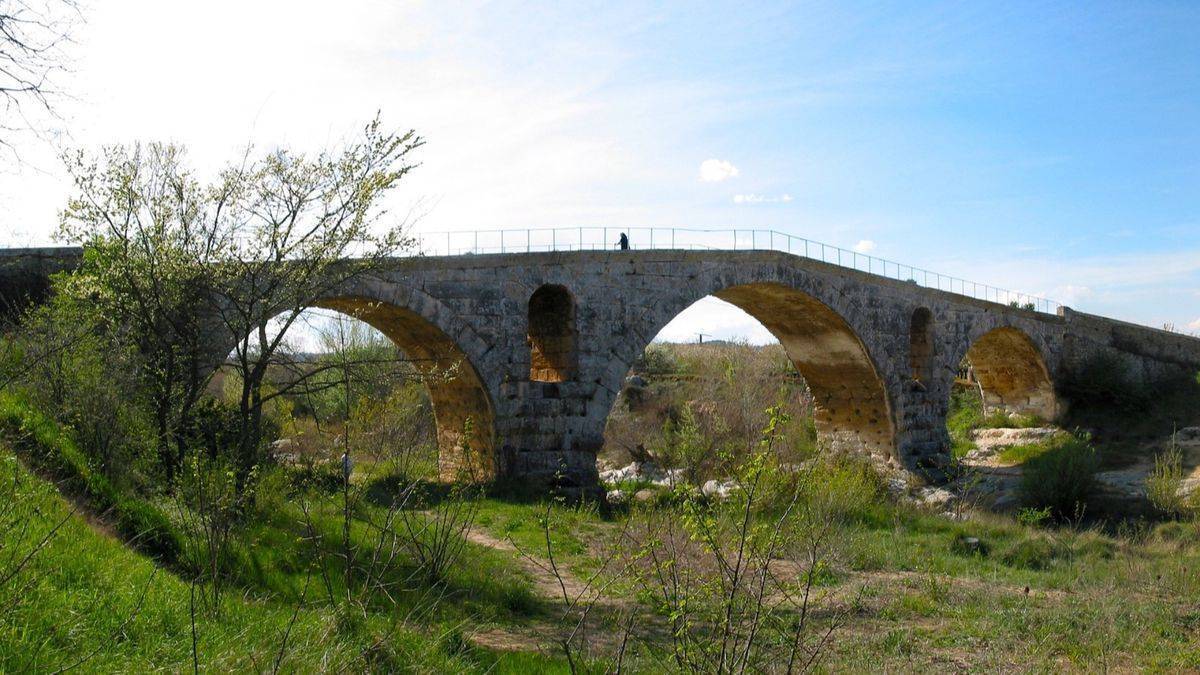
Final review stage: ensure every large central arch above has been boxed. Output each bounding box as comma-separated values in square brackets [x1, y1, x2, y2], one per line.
[310, 295, 497, 482]
[607, 280, 896, 463]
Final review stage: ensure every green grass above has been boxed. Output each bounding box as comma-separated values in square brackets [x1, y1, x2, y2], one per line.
[946, 386, 983, 458]
[0, 396, 572, 672]
[7, 437, 1200, 671]
[995, 431, 1072, 465]
[0, 444, 576, 672]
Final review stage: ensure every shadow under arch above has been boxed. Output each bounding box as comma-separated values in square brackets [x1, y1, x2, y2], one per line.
[961, 326, 1059, 420]
[713, 283, 895, 459]
[308, 295, 497, 482]
[611, 281, 896, 462]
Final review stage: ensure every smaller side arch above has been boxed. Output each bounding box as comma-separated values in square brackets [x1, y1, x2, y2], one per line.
[313, 295, 498, 483]
[965, 326, 1059, 420]
[909, 307, 935, 385]
[527, 284, 578, 383]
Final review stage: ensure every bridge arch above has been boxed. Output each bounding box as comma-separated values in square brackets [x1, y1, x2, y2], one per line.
[602, 278, 896, 464]
[955, 325, 1059, 421]
[218, 281, 499, 483]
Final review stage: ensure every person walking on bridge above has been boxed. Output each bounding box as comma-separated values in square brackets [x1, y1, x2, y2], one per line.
[617, 232, 630, 250]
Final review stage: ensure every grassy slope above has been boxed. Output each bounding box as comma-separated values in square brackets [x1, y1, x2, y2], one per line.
[0, 445, 574, 673]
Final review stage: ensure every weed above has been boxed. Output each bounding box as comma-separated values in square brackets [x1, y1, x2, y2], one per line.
[1000, 534, 1065, 570]
[1016, 506, 1052, 527]
[1146, 432, 1191, 518]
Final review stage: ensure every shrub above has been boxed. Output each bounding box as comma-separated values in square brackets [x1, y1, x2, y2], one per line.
[7, 293, 156, 488]
[634, 344, 678, 377]
[1018, 434, 1099, 520]
[1015, 506, 1052, 527]
[1072, 531, 1117, 559]
[1152, 519, 1200, 546]
[653, 405, 715, 484]
[781, 453, 885, 524]
[285, 458, 345, 494]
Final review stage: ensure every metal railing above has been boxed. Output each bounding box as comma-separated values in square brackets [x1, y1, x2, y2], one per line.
[413, 226, 1062, 315]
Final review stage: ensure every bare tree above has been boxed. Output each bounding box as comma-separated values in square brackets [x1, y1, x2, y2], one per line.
[0, 0, 82, 158]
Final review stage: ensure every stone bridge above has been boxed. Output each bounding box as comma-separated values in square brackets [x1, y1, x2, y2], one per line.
[5, 246, 1200, 491]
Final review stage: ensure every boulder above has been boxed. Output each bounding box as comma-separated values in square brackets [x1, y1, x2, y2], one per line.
[701, 479, 737, 500]
[633, 488, 658, 504]
[624, 375, 648, 389]
[885, 475, 910, 499]
[269, 438, 300, 465]
[916, 486, 956, 509]
[599, 461, 667, 484]
[651, 468, 686, 488]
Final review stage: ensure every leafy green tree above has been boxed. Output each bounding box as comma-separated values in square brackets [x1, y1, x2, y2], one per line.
[56, 117, 423, 485]
[58, 144, 226, 480]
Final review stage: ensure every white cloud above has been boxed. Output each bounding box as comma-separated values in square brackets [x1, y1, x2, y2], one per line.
[1188, 317, 1200, 331]
[733, 193, 792, 204]
[1053, 285, 1093, 305]
[699, 158, 739, 182]
[853, 239, 876, 254]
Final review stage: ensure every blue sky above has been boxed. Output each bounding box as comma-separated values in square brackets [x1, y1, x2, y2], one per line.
[1, 1, 1197, 340]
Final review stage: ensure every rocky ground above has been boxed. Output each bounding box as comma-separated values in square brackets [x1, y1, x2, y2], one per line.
[599, 427, 1200, 519]
[954, 425, 1200, 514]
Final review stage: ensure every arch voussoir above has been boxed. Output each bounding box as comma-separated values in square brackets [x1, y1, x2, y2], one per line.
[312, 281, 500, 483]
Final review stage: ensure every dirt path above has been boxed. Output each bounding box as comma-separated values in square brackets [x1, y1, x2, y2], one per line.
[462, 526, 643, 654]
[463, 527, 609, 605]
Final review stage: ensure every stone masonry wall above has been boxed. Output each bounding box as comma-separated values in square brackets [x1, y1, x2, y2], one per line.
[1059, 308, 1200, 386]
[4, 246, 1200, 492]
